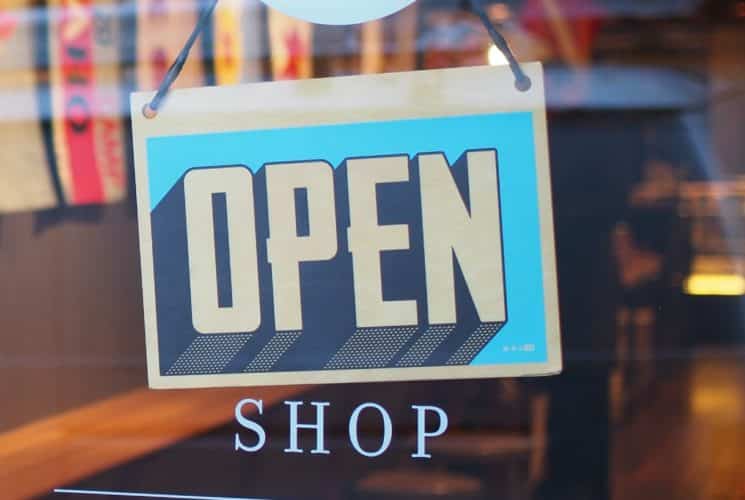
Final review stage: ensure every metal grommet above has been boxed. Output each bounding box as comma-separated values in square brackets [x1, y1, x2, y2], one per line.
[142, 103, 158, 119]
[515, 75, 532, 92]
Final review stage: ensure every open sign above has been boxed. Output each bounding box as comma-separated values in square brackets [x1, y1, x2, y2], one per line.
[132, 63, 561, 388]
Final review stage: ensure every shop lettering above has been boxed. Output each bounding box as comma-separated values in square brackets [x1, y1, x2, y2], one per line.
[184, 150, 506, 333]
[234, 399, 448, 459]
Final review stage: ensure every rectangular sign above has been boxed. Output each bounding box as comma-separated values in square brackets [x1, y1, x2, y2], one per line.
[131, 63, 561, 388]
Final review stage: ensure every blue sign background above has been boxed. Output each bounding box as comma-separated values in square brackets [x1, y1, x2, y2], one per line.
[146, 112, 547, 370]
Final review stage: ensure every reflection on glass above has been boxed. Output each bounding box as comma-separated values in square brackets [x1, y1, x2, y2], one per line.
[0, 1, 744, 499]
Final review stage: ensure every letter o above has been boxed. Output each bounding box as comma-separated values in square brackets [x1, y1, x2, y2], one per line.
[348, 402, 392, 458]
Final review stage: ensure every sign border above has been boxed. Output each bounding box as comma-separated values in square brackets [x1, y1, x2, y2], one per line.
[131, 63, 562, 388]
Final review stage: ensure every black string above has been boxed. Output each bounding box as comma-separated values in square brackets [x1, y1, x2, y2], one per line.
[469, 0, 531, 91]
[144, 0, 530, 117]
[143, 0, 219, 118]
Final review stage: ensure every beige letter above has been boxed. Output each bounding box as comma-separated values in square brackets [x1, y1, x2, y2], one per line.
[184, 167, 261, 333]
[266, 161, 337, 331]
[418, 151, 506, 324]
[347, 155, 418, 327]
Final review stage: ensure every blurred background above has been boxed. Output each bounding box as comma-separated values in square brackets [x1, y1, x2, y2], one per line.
[0, 0, 744, 499]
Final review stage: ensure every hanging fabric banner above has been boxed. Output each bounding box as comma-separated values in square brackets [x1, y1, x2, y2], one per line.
[131, 63, 562, 389]
[213, 0, 265, 85]
[48, 0, 127, 206]
[268, 7, 312, 80]
[360, 20, 384, 75]
[388, 3, 418, 72]
[136, 0, 206, 90]
[0, 3, 57, 213]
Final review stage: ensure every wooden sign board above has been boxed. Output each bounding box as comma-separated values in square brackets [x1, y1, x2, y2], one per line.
[131, 63, 561, 388]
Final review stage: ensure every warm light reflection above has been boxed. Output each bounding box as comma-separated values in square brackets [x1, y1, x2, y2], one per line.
[690, 361, 745, 419]
[691, 386, 745, 417]
[488, 44, 509, 66]
[684, 273, 745, 296]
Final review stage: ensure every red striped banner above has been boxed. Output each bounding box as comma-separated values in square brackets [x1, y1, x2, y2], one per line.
[48, 0, 127, 205]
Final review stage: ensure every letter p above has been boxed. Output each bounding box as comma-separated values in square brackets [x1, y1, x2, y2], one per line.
[411, 405, 448, 459]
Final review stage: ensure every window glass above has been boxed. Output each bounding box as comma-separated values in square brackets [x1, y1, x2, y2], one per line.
[1, 1, 744, 499]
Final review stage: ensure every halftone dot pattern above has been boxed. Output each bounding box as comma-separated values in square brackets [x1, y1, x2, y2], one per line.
[325, 326, 417, 370]
[397, 324, 456, 367]
[244, 330, 302, 372]
[166, 334, 252, 375]
[446, 323, 502, 365]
